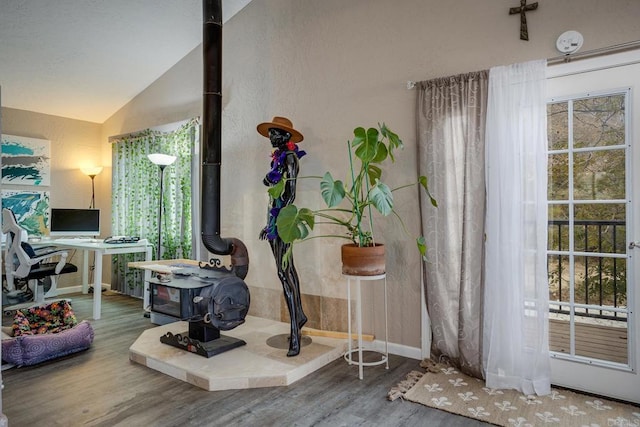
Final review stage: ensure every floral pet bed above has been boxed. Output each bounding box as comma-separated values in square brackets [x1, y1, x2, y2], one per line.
[2, 300, 94, 366]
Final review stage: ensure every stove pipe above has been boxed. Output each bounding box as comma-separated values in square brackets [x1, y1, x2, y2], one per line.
[201, 0, 248, 278]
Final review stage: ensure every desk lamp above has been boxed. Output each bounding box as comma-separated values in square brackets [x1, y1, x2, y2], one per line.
[81, 166, 103, 209]
[148, 153, 177, 260]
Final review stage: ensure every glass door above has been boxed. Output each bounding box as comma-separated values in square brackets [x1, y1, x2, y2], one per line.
[547, 53, 640, 404]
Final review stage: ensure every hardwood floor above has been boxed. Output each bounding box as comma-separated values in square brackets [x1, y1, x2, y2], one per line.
[1, 292, 489, 427]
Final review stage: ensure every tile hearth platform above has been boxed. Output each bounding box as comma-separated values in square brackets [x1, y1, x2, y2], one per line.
[129, 315, 347, 391]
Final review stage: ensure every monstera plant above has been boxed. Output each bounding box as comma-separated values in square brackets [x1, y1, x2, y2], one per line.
[272, 123, 437, 274]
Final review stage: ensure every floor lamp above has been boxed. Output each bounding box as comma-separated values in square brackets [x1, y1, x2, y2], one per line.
[81, 166, 103, 209]
[148, 153, 177, 260]
[80, 166, 103, 293]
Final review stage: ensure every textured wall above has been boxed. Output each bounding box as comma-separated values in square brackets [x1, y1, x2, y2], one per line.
[101, 0, 640, 351]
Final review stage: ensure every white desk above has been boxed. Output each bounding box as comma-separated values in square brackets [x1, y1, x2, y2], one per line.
[35, 239, 153, 320]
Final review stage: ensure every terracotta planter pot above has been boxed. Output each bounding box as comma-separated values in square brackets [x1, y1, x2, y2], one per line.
[341, 243, 385, 276]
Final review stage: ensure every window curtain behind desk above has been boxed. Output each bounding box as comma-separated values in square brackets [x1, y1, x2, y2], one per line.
[110, 119, 198, 297]
[483, 60, 550, 396]
[416, 70, 488, 378]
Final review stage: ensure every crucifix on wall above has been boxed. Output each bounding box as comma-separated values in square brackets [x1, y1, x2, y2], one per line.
[509, 0, 538, 41]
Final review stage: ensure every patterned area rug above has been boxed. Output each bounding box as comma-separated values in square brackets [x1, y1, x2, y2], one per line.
[389, 362, 640, 427]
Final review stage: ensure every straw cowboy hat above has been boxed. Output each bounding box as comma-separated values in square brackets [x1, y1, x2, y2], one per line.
[257, 116, 304, 143]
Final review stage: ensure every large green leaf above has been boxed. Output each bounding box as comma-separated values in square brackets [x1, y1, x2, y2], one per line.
[379, 122, 403, 150]
[379, 122, 403, 161]
[369, 181, 393, 216]
[268, 178, 285, 199]
[351, 126, 366, 148]
[276, 205, 315, 243]
[371, 141, 388, 164]
[354, 127, 379, 163]
[320, 172, 345, 207]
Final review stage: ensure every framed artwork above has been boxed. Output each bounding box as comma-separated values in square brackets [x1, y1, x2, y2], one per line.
[1, 134, 51, 186]
[1, 190, 50, 236]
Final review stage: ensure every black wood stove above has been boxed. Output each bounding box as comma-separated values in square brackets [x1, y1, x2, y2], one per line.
[154, 0, 251, 358]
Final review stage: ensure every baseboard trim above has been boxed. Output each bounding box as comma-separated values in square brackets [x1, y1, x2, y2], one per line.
[55, 284, 111, 295]
[368, 339, 422, 360]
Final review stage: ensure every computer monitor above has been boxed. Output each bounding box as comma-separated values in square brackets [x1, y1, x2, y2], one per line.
[49, 208, 100, 237]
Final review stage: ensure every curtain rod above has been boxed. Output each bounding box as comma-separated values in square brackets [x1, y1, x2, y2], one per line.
[108, 129, 149, 143]
[406, 40, 640, 89]
[547, 39, 640, 65]
[108, 118, 196, 143]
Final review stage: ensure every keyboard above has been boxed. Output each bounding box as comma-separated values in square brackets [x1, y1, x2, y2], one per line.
[54, 238, 97, 243]
[103, 236, 140, 244]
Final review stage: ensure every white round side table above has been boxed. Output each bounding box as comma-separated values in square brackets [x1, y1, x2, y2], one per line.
[342, 273, 389, 380]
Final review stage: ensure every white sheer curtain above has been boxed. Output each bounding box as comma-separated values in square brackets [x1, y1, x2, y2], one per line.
[483, 60, 550, 395]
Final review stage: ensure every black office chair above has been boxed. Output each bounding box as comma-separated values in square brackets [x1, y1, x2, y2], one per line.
[2, 208, 78, 307]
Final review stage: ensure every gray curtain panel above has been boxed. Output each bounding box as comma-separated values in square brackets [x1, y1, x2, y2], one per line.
[416, 70, 488, 379]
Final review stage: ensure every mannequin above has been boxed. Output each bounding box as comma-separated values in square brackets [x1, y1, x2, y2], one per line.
[258, 116, 307, 357]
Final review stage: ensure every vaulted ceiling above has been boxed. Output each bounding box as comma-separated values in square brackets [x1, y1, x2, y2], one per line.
[0, 0, 252, 123]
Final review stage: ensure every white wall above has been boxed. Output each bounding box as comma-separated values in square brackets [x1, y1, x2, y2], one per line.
[101, 0, 640, 349]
